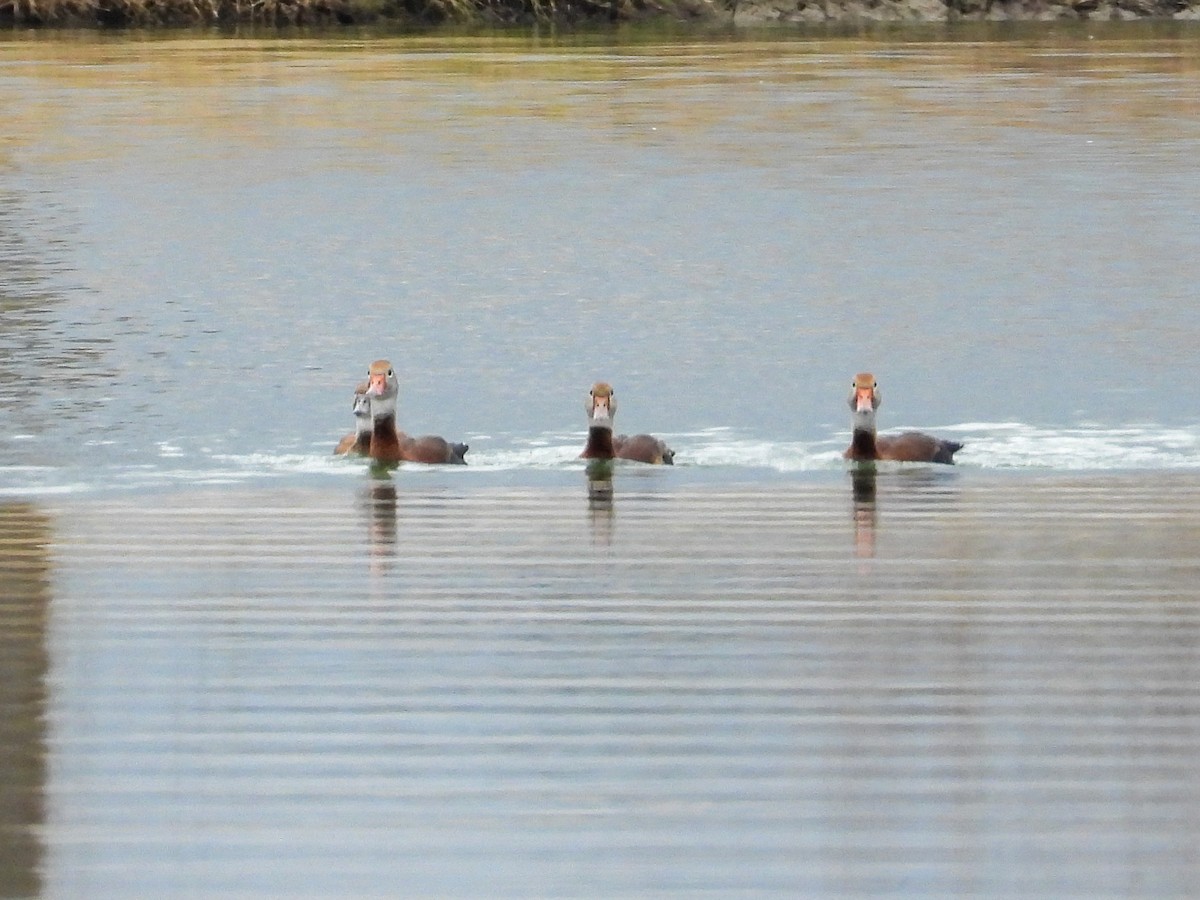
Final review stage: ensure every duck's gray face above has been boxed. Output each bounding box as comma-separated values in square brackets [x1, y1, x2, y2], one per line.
[848, 374, 879, 431]
[352, 391, 372, 430]
[587, 384, 617, 430]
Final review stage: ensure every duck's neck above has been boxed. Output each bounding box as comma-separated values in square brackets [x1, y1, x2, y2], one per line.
[850, 426, 879, 460]
[848, 407, 880, 459]
[371, 413, 402, 452]
[583, 425, 616, 459]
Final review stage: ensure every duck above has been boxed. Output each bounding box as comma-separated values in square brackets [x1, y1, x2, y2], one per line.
[844, 372, 962, 464]
[364, 359, 468, 465]
[333, 382, 373, 456]
[581, 382, 674, 465]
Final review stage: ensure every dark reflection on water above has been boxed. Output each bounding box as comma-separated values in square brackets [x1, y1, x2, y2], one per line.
[362, 475, 397, 548]
[586, 460, 616, 546]
[850, 463, 877, 558]
[850, 463, 967, 558]
[0, 503, 49, 899]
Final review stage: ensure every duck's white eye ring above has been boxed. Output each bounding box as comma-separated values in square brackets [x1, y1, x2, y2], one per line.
[387, 369, 394, 377]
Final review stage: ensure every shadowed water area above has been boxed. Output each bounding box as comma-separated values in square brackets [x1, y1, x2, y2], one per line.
[2, 25, 1200, 896]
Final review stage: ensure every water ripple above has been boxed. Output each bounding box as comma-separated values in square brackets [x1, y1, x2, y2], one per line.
[13, 475, 1197, 896]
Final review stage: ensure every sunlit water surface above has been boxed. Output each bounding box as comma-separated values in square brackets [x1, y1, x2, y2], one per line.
[1, 25, 1199, 897]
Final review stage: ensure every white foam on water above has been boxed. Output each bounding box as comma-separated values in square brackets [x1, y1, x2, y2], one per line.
[210, 452, 362, 477]
[455, 437, 580, 470]
[0, 466, 96, 497]
[3, 423, 1199, 498]
[0, 482, 93, 497]
[948, 422, 1200, 470]
[457, 424, 1200, 473]
[683, 437, 845, 471]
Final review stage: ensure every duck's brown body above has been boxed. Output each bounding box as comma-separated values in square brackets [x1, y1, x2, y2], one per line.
[843, 373, 962, 465]
[364, 360, 468, 465]
[614, 433, 674, 465]
[845, 428, 962, 465]
[580, 382, 674, 465]
[368, 415, 468, 465]
[334, 430, 369, 456]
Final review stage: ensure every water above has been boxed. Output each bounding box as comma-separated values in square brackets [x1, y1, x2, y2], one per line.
[2, 25, 1200, 897]
[3, 28, 1200, 491]
[22, 472, 1200, 896]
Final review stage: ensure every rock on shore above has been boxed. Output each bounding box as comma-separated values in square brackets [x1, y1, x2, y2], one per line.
[728, 0, 1200, 24]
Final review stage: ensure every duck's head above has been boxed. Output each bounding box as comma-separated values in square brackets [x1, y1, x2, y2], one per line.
[848, 372, 879, 429]
[366, 360, 399, 418]
[352, 381, 372, 429]
[587, 382, 617, 429]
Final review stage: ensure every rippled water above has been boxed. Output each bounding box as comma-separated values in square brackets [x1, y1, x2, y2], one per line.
[17, 472, 1200, 896]
[2, 25, 1200, 898]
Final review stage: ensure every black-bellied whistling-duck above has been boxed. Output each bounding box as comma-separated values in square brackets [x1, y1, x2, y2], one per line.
[581, 382, 674, 465]
[844, 372, 962, 464]
[365, 359, 468, 465]
[334, 382, 372, 456]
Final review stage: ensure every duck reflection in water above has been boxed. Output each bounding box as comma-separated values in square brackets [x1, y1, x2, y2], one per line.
[850, 462, 878, 559]
[362, 470, 398, 575]
[586, 458, 615, 546]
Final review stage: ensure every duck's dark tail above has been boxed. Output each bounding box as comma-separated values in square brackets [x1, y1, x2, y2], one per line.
[933, 440, 963, 465]
[449, 442, 469, 465]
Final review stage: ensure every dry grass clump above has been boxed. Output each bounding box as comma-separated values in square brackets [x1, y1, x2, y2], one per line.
[0, 0, 382, 24]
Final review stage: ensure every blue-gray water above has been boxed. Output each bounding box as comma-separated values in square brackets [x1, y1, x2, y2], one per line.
[2, 26, 1200, 898]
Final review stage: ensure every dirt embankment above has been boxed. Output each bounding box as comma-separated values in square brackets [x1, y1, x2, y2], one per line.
[2, 0, 1198, 32]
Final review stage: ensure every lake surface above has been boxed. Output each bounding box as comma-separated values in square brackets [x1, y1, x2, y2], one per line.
[2, 24, 1200, 897]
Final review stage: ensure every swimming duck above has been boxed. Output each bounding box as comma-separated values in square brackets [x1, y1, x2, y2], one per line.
[844, 373, 962, 464]
[334, 382, 372, 456]
[581, 382, 674, 465]
[365, 359, 468, 465]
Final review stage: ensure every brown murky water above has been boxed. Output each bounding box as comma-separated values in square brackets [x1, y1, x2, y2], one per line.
[2, 27, 1200, 897]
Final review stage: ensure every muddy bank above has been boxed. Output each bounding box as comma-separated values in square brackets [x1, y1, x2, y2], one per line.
[3, 0, 1198, 27]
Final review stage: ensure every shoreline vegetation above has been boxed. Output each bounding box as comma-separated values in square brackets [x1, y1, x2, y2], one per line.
[2, 0, 1198, 28]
